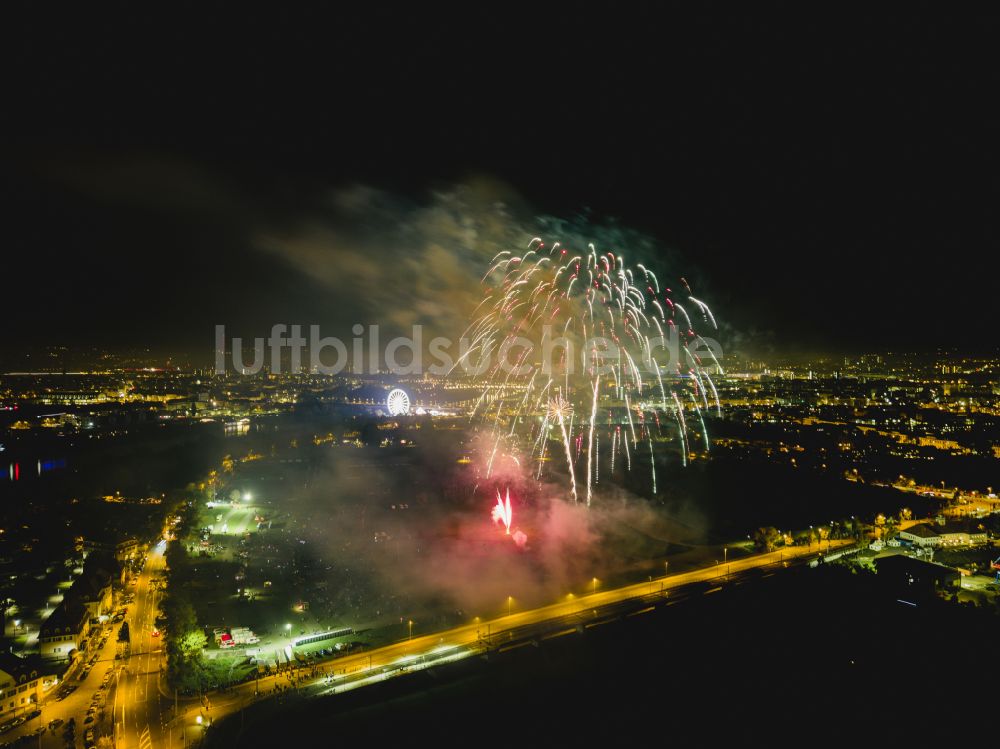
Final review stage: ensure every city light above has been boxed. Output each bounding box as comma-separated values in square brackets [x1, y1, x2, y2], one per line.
[3, 32, 994, 745]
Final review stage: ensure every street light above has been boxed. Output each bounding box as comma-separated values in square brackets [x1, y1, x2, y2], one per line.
[592, 577, 598, 596]
[507, 596, 513, 617]
[724, 547, 728, 579]
[408, 620, 413, 640]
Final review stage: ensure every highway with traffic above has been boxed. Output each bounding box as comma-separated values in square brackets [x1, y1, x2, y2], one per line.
[114, 541, 168, 749]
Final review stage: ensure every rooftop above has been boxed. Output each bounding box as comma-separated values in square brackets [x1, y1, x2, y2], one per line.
[901, 523, 940, 539]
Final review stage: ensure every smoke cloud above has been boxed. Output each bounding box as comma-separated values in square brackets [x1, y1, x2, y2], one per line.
[275, 431, 708, 624]
[252, 177, 695, 343]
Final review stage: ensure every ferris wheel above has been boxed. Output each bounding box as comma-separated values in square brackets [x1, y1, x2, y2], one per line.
[386, 388, 410, 416]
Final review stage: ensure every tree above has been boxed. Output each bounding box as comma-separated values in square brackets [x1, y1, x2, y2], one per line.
[883, 516, 898, 540]
[165, 540, 188, 578]
[752, 527, 780, 552]
[161, 539, 208, 692]
[166, 622, 208, 692]
[161, 593, 197, 637]
[178, 628, 207, 658]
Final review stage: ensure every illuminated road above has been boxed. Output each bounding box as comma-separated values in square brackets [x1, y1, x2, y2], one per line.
[113, 542, 170, 749]
[151, 539, 851, 746]
[93, 537, 848, 747]
[2, 515, 853, 748]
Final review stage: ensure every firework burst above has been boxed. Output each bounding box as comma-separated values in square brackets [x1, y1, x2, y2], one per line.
[492, 487, 513, 534]
[459, 237, 721, 505]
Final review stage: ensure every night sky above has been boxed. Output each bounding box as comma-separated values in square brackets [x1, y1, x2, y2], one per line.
[4, 8, 998, 359]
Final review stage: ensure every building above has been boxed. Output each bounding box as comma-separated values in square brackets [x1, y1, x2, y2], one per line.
[38, 601, 89, 661]
[0, 653, 60, 719]
[937, 521, 989, 547]
[38, 551, 118, 662]
[74, 552, 116, 623]
[86, 537, 141, 566]
[115, 538, 141, 564]
[898, 523, 942, 548]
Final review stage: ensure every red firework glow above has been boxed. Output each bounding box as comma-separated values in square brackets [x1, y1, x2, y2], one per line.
[492, 488, 512, 534]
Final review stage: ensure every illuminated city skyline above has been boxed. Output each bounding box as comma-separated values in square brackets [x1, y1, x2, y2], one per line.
[3, 7, 998, 747]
